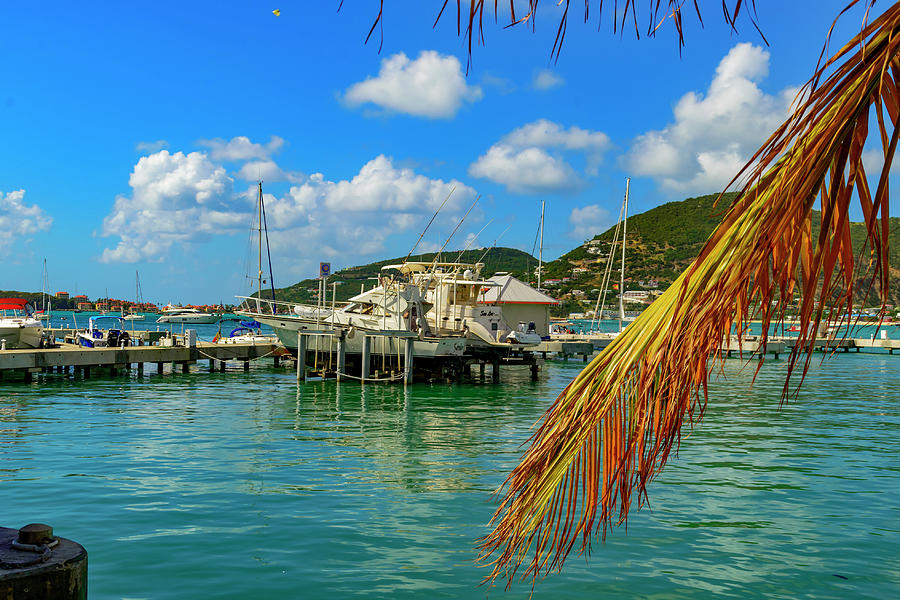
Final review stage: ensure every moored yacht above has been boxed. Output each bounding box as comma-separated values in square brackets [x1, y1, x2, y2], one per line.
[0, 298, 44, 349]
[156, 305, 219, 324]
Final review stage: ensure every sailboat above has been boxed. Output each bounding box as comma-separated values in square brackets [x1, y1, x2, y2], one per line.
[553, 178, 632, 342]
[35, 259, 52, 322]
[123, 271, 145, 321]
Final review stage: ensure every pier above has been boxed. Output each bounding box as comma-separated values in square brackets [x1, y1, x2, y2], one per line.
[0, 334, 279, 382]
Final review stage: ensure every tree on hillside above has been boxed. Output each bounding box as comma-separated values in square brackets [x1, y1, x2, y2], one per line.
[353, 0, 894, 589]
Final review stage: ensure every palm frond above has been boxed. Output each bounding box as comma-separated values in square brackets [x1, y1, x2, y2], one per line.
[478, 0, 897, 588]
[352, 1, 764, 63]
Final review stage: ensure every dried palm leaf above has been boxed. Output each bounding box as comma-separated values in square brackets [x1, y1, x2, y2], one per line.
[353, 1, 764, 63]
[478, 0, 895, 588]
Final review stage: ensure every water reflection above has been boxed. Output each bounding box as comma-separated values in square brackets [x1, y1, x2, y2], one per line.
[0, 354, 897, 598]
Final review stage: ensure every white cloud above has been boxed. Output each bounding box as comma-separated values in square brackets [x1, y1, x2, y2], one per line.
[0, 189, 53, 254]
[263, 155, 477, 258]
[624, 43, 798, 195]
[533, 69, 563, 90]
[99, 144, 479, 271]
[236, 159, 304, 183]
[569, 204, 612, 240]
[197, 135, 285, 161]
[99, 150, 246, 263]
[135, 140, 168, 153]
[469, 145, 579, 194]
[343, 51, 483, 118]
[862, 147, 900, 177]
[469, 119, 610, 194]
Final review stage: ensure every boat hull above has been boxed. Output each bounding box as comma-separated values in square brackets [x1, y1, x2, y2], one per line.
[249, 314, 467, 358]
[157, 314, 219, 324]
[0, 323, 43, 349]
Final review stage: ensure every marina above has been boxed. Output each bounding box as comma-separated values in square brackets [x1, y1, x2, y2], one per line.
[4, 3, 900, 597]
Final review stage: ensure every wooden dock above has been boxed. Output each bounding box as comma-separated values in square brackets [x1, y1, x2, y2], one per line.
[0, 337, 280, 382]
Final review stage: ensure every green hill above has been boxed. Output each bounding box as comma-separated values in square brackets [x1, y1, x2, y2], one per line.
[542, 192, 900, 314]
[263, 247, 538, 305]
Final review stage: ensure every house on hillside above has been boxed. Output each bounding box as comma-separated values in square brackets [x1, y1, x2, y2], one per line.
[478, 273, 559, 337]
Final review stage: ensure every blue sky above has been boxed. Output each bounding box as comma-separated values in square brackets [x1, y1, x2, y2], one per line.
[0, 1, 879, 304]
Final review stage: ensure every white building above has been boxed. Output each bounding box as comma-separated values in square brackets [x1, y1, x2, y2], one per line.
[478, 273, 559, 337]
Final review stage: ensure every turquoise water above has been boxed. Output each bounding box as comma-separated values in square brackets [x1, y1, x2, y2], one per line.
[1, 346, 898, 598]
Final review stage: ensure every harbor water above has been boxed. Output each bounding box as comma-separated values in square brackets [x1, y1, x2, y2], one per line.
[1, 319, 898, 598]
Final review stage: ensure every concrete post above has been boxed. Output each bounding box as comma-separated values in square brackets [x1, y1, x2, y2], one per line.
[296, 331, 307, 382]
[336, 333, 346, 383]
[404, 337, 414, 385]
[361, 336, 371, 382]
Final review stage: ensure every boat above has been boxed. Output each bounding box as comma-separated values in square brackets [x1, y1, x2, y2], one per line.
[156, 305, 219, 324]
[236, 272, 469, 360]
[0, 298, 44, 349]
[398, 261, 543, 350]
[235, 182, 468, 368]
[213, 319, 278, 345]
[76, 316, 131, 348]
[553, 178, 633, 344]
[35, 258, 52, 322]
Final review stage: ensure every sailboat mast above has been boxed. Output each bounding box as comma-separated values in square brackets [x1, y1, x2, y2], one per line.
[257, 181, 263, 300]
[618, 178, 630, 332]
[538, 201, 544, 290]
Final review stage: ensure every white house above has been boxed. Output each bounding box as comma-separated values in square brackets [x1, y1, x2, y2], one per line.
[478, 273, 559, 337]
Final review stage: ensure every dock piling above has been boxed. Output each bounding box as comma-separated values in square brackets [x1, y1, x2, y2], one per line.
[361, 336, 370, 383]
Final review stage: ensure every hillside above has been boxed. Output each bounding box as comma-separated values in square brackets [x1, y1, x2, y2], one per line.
[543, 192, 900, 315]
[264, 247, 538, 305]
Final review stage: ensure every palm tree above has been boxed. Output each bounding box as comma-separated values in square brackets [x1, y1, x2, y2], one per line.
[358, 0, 895, 588]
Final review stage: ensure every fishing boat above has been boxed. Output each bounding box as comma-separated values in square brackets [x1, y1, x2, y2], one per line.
[76, 316, 131, 348]
[236, 274, 469, 360]
[235, 182, 468, 366]
[156, 305, 219, 324]
[0, 298, 44, 349]
[395, 261, 543, 349]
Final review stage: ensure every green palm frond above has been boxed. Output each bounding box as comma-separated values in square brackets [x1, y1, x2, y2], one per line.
[478, 0, 897, 588]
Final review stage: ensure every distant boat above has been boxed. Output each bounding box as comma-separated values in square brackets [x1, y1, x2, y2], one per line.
[36, 258, 52, 322]
[0, 298, 44, 349]
[124, 271, 145, 321]
[156, 305, 219, 324]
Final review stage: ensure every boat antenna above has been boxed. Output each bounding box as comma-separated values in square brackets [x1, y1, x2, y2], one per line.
[432, 195, 479, 266]
[454, 219, 493, 263]
[402, 187, 455, 264]
[476, 224, 512, 265]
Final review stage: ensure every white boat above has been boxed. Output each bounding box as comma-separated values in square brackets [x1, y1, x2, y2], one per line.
[395, 261, 544, 350]
[123, 314, 145, 321]
[236, 279, 469, 361]
[0, 298, 44, 349]
[156, 305, 219, 324]
[214, 319, 278, 345]
[76, 316, 131, 348]
[554, 177, 634, 344]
